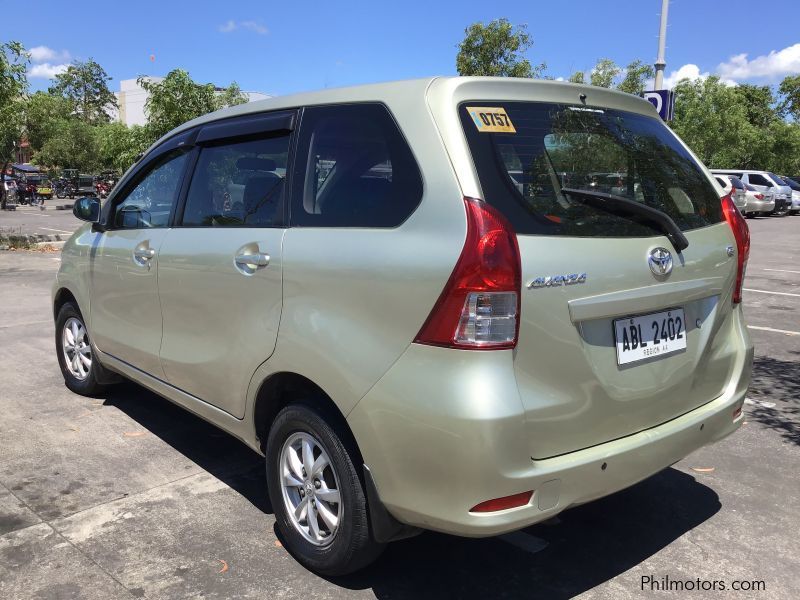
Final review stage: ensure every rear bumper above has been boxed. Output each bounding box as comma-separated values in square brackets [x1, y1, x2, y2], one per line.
[745, 198, 774, 213]
[348, 311, 753, 538]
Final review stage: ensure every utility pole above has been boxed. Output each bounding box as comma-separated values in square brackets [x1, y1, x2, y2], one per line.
[654, 0, 669, 89]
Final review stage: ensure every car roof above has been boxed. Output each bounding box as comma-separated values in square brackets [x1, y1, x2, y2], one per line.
[152, 76, 660, 153]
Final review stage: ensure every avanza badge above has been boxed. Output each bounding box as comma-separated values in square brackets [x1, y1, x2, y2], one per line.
[467, 107, 516, 133]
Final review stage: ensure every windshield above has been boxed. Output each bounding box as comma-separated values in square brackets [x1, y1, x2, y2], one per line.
[461, 102, 723, 237]
[781, 176, 800, 191]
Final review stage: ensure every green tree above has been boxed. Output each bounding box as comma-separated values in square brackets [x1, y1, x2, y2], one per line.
[568, 71, 585, 84]
[671, 76, 756, 168]
[0, 41, 28, 208]
[456, 19, 545, 78]
[617, 60, 655, 95]
[35, 119, 99, 172]
[215, 82, 248, 110]
[95, 121, 150, 173]
[23, 91, 71, 152]
[589, 58, 620, 88]
[140, 70, 248, 144]
[33, 119, 101, 172]
[49, 59, 117, 124]
[778, 75, 800, 120]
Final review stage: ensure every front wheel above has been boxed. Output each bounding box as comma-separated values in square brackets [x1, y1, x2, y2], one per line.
[55, 302, 107, 396]
[265, 403, 384, 575]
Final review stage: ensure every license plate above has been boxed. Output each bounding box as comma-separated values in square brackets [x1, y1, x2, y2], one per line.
[613, 308, 686, 365]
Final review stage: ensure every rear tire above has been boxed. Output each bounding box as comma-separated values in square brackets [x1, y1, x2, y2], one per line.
[265, 403, 384, 575]
[55, 302, 107, 396]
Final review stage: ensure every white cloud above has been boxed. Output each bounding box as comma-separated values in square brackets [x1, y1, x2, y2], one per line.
[28, 62, 69, 79]
[717, 43, 800, 80]
[28, 45, 70, 63]
[650, 63, 736, 90]
[218, 20, 268, 35]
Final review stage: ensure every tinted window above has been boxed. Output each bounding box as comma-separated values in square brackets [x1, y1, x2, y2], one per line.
[748, 173, 771, 187]
[767, 173, 786, 186]
[462, 102, 722, 237]
[292, 103, 422, 228]
[113, 150, 189, 229]
[781, 176, 800, 191]
[182, 134, 290, 227]
[715, 177, 728, 187]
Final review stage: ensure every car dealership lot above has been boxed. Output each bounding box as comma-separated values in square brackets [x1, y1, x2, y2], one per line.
[0, 217, 798, 599]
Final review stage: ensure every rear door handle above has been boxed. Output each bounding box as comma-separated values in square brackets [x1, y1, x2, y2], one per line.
[234, 252, 270, 268]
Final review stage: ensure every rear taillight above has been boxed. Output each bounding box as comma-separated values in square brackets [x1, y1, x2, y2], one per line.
[754, 193, 764, 200]
[414, 197, 521, 349]
[721, 193, 750, 304]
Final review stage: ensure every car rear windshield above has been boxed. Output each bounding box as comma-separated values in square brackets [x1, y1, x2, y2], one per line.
[729, 176, 745, 189]
[782, 177, 800, 191]
[768, 173, 787, 186]
[460, 102, 723, 237]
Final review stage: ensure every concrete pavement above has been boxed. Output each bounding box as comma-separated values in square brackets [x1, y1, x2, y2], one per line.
[0, 216, 798, 599]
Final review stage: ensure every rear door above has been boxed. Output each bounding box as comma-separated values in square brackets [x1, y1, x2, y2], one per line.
[156, 112, 294, 418]
[460, 101, 741, 459]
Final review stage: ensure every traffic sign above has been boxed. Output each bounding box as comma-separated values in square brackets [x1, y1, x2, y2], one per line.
[642, 90, 675, 121]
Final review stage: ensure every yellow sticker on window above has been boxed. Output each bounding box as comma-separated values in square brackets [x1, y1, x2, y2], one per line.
[466, 107, 516, 133]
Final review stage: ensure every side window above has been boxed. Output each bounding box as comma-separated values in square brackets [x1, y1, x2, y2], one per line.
[181, 134, 290, 227]
[113, 150, 189, 229]
[292, 103, 422, 227]
[715, 177, 727, 187]
[748, 174, 771, 187]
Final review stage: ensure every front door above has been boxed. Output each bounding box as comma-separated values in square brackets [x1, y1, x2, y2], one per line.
[157, 124, 291, 418]
[90, 149, 191, 378]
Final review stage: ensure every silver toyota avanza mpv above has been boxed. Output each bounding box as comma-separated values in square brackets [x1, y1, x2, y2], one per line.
[54, 77, 753, 575]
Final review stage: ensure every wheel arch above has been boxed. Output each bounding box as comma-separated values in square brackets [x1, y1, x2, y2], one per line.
[53, 287, 79, 320]
[252, 372, 362, 463]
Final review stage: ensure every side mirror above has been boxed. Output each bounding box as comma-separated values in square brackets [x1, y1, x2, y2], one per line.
[73, 196, 101, 222]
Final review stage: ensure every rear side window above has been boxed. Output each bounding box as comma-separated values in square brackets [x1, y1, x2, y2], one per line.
[291, 103, 422, 227]
[748, 174, 772, 187]
[461, 102, 723, 237]
[715, 177, 728, 188]
[181, 134, 290, 227]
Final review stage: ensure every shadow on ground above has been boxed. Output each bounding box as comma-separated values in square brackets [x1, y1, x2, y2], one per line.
[102, 381, 721, 599]
[747, 354, 800, 446]
[103, 381, 272, 514]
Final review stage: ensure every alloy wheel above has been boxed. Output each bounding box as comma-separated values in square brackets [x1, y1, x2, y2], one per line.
[279, 432, 342, 546]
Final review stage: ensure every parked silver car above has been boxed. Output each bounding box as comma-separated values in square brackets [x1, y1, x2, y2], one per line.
[713, 174, 746, 213]
[779, 175, 800, 214]
[741, 182, 776, 217]
[713, 170, 790, 216]
[53, 77, 753, 575]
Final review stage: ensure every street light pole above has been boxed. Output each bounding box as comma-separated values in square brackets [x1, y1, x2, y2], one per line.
[654, 0, 669, 89]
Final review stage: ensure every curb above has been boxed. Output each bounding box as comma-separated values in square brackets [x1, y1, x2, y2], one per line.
[0, 233, 64, 250]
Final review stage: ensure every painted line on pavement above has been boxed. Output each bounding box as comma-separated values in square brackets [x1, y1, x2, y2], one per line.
[743, 288, 800, 298]
[40, 227, 73, 234]
[747, 325, 800, 336]
[763, 268, 800, 274]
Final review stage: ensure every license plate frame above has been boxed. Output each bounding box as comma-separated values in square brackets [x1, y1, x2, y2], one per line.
[613, 307, 687, 366]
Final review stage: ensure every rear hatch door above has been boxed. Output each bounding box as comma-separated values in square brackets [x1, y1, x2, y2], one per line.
[460, 100, 740, 459]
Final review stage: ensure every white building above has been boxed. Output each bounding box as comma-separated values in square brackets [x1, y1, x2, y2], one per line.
[114, 77, 271, 127]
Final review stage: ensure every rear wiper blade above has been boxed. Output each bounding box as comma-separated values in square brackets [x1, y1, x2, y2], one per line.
[560, 187, 689, 252]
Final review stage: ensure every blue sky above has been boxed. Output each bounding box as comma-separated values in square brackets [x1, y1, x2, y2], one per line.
[20, 0, 800, 95]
